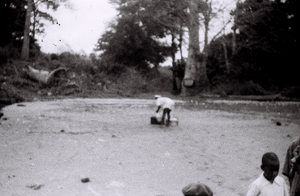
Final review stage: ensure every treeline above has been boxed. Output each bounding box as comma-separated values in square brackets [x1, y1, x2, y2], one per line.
[95, 0, 299, 97]
[0, 0, 66, 62]
[0, 0, 299, 99]
[206, 0, 298, 97]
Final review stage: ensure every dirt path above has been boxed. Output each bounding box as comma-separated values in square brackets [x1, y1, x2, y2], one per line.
[0, 98, 299, 196]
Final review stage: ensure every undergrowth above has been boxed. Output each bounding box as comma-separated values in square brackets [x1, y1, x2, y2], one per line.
[1, 51, 299, 108]
[0, 52, 174, 104]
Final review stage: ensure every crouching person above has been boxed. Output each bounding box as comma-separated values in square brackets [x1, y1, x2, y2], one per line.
[154, 95, 175, 126]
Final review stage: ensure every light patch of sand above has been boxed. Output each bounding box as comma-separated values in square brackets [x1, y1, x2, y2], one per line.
[0, 98, 299, 196]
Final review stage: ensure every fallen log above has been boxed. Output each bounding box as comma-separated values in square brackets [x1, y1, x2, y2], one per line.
[24, 65, 67, 85]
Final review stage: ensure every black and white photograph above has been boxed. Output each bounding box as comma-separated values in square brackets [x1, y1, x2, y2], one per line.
[0, 0, 299, 196]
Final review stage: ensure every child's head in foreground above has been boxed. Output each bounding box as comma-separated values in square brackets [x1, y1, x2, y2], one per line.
[261, 152, 280, 183]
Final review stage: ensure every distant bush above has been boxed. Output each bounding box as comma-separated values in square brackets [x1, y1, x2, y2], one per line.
[239, 81, 266, 95]
[0, 45, 20, 65]
[212, 80, 267, 96]
[10, 76, 37, 92]
[147, 74, 173, 93]
[0, 47, 8, 65]
[115, 68, 149, 96]
[282, 86, 300, 99]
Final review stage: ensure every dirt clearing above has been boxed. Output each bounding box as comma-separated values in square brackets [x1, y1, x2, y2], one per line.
[0, 98, 299, 196]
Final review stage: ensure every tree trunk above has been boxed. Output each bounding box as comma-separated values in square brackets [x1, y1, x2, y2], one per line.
[232, 27, 236, 55]
[181, 0, 202, 96]
[179, 24, 184, 60]
[24, 65, 67, 85]
[198, 0, 210, 90]
[171, 34, 178, 91]
[154, 62, 159, 76]
[203, 1, 211, 50]
[232, 0, 240, 56]
[32, 1, 37, 41]
[222, 41, 230, 74]
[22, 0, 33, 60]
[200, 11, 210, 90]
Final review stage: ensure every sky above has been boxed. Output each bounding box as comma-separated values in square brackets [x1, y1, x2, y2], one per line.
[37, 0, 235, 64]
[37, 0, 118, 55]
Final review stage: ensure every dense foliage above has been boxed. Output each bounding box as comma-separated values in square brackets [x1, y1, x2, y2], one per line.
[1, 0, 299, 100]
[0, 0, 26, 61]
[207, 0, 298, 95]
[0, 0, 67, 61]
[95, 0, 187, 72]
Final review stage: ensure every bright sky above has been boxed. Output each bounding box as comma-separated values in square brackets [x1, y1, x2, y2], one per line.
[37, 0, 235, 64]
[37, 0, 117, 55]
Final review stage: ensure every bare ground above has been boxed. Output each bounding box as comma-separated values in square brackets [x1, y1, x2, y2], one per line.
[0, 98, 299, 196]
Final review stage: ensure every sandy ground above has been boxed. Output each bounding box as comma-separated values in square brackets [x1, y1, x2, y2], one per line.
[0, 98, 299, 196]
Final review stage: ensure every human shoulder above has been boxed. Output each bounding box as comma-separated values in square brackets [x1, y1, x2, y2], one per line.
[158, 97, 170, 102]
[274, 175, 286, 185]
[252, 175, 264, 185]
[250, 173, 270, 188]
[291, 137, 300, 148]
[164, 97, 174, 102]
[247, 177, 262, 196]
[156, 97, 165, 105]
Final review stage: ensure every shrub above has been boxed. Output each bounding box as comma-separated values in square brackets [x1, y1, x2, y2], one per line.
[282, 86, 300, 99]
[0, 45, 21, 65]
[114, 67, 149, 96]
[239, 81, 266, 95]
[211, 80, 267, 96]
[0, 47, 8, 65]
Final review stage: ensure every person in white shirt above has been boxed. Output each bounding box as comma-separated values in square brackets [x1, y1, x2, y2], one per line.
[246, 152, 289, 196]
[154, 95, 175, 126]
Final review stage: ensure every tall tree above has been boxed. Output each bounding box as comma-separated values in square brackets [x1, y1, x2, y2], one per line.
[32, 0, 60, 41]
[21, 0, 69, 60]
[21, 0, 33, 60]
[97, 0, 187, 72]
[228, 0, 298, 88]
[182, 0, 233, 95]
[0, 0, 26, 49]
[182, 0, 213, 96]
[231, 0, 241, 55]
[181, 0, 202, 96]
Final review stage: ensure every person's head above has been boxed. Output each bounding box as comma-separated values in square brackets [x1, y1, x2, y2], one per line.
[182, 182, 213, 196]
[154, 95, 161, 100]
[261, 152, 280, 183]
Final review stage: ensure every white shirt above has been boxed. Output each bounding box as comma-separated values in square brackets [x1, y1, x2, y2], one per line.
[246, 173, 289, 196]
[156, 97, 175, 110]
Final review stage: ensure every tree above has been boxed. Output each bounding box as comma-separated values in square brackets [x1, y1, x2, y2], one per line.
[21, 0, 33, 60]
[21, 0, 69, 60]
[206, 33, 233, 86]
[181, 0, 234, 96]
[231, 0, 241, 55]
[200, 0, 233, 74]
[181, 0, 203, 96]
[206, 0, 299, 90]
[0, 0, 26, 48]
[32, 0, 60, 41]
[96, 0, 187, 73]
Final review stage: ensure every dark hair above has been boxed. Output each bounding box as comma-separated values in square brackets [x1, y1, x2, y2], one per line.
[262, 152, 279, 167]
